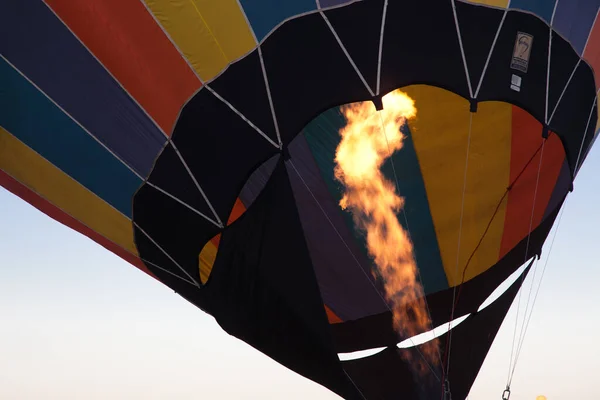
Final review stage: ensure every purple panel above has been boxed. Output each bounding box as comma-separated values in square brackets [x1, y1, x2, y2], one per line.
[285, 134, 389, 321]
[553, 0, 600, 54]
[239, 154, 279, 208]
[543, 158, 570, 219]
[319, 0, 354, 8]
[0, 0, 165, 176]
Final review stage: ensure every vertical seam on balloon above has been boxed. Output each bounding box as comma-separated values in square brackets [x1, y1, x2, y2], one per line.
[137, 0, 204, 85]
[138, 0, 282, 150]
[0, 53, 145, 180]
[257, 46, 283, 147]
[547, 59, 580, 124]
[545, 0, 560, 125]
[233, 1, 283, 147]
[41, 0, 171, 139]
[549, 7, 600, 125]
[169, 141, 225, 228]
[545, 33, 554, 124]
[45, 0, 225, 228]
[0, 124, 134, 220]
[451, 0, 474, 99]
[138, 256, 199, 286]
[0, 27, 221, 229]
[319, 11, 375, 97]
[574, 96, 598, 173]
[0, 168, 163, 278]
[376, 0, 388, 96]
[205, 85, 281, 149]
[550, 0, 559, 26]
[473, 9, 508, 98]
[187, 0, 229, 64]
[583, 7, 600, 55]
[134, 222, 201, 287]
[0, 137, 206, 287]
[45, 11, 171, 141]
[135, 0, 279, 226]
[145, 181, 222, 227]
[0, 134, 182, 283]
[39, 2, 225, 231]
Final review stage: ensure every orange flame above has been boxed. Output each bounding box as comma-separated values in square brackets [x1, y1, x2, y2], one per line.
[334, 89, 438, 368]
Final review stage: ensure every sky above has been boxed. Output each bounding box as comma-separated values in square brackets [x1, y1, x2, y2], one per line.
[0, 143, 599, 400]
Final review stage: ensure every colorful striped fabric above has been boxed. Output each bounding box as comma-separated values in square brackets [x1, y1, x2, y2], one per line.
[1, 1, 599, 399]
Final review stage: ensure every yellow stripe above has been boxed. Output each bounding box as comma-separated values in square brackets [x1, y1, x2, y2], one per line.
[144, 0, 256, 81]
[0, 127, 138, 256]
[404, 86, 512, 286]
[199, 238, 218, 284]
[468, 0, 509, 7]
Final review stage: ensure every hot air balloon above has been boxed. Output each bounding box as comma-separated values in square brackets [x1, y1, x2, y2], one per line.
[0, 0, 597, 399]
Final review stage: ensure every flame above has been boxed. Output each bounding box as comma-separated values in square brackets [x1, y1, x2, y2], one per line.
[334, 89, 438, 368]
[536, 396, 547, 400]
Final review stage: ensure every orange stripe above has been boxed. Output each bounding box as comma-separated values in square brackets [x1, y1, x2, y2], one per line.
[499, 107, 566, 258]
[0, 169, 155, 279]
[325, 305, 343, 324]
[45, 0, 200, 134]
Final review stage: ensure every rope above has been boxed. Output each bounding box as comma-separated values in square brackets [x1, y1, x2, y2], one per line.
[509, 202, 566, 382]
[507, 94, 596, 387]
[288, 159, 440, 381]
[440, 124, 546, 399]
[506, 137, 546, 387]
[440, 111, 473, 399]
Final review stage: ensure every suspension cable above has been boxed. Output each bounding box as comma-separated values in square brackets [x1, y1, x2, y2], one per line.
[506, 136, 546, 388]
[439, 111, 474, 400]
[509, 201, 566, 383]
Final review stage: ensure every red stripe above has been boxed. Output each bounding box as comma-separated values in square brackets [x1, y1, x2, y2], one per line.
[0, 169, 156, 279]
[499, 107, 565, 258]
[45, 0, 200, 135]
[584, 13, 600, 91]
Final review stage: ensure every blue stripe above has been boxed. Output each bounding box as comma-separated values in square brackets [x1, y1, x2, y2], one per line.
[510, 0, 556, 23]
[384, 124, 449, 294]
[303, 107, 448, 296]
[0, 57, 142, 217]
[553, 0, 600, 54]
[239, 0, 316, 41]
[0, 0, 165, 176]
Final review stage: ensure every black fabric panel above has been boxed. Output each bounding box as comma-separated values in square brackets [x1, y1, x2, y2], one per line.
[205, 160, 361, 400]
[260, 12, 372, 144]
[343, 346, 438, 400]
[238, 153, 279, 208]
[379, 0, 470, 99]
[331, 200, 562, 353]
[341, 263, 529, 400]
[323, 0, 383, 93]
[170, 89, 279, 224]
[547, 33, 581, 121]
[549, 61, 598, 176]
[442, 263, 531, 400]
[477, 10, 549, 120]
[146, 143, 213, 219]
[455, 1, 505, 90]
[133, 183, 219, 283]
[208, 51, 279, 145]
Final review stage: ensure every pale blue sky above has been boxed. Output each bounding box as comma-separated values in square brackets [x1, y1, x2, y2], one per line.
[1, 143, 599, 400]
